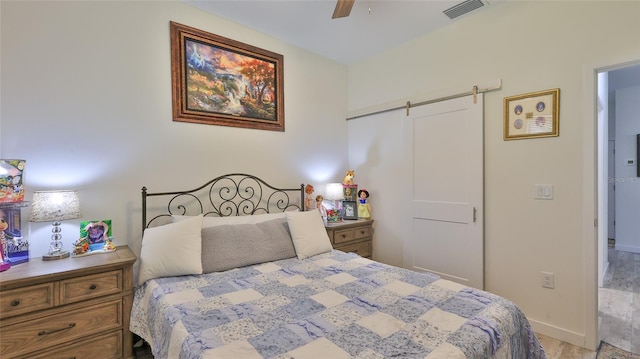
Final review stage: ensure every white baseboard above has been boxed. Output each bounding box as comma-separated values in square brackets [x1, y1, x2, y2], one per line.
[529, 319, 587, 349]
[614, 244, 640, 254]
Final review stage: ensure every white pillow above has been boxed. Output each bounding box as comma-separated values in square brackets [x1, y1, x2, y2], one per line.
[173, 211, 288, 228]
[138, 214, 203, 285]
[286, 210, 333, 259]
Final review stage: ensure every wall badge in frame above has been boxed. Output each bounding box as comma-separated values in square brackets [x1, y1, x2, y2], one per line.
[504, 88, 559, 140]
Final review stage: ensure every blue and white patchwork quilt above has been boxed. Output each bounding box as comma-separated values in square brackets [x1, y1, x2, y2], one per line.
[130, 251, 546, 359]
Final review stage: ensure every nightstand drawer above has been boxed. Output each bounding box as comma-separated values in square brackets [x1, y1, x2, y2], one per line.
[23, 330, 122, 359]
[60, 270, 123, 305]
[333, 228, 355, 244]
[352, 226, 372, 240]
[0, 283, 55, 319]
[325, 219, 374, 259]
[336, 241, 372, 258]
[0, 299, 122, 358]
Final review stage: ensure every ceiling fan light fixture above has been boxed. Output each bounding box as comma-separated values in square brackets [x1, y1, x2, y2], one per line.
[443, 0, 485, 19]
[332, 0, 355, 19]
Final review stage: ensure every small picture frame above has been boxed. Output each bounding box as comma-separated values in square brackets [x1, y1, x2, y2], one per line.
[73, 219, 116, 257]
[341, 200, 358, 220]
[504, 88, 560, 140]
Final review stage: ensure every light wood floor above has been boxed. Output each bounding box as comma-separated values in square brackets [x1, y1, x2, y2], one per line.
[536, 333, 596, 359]
[535, 247, 640, 359]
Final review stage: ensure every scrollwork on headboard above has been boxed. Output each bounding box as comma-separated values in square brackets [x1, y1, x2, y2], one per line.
[142, 173, 304, 232]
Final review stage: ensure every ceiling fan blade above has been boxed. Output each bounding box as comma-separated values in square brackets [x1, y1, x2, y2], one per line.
[332, 0, 355, 19]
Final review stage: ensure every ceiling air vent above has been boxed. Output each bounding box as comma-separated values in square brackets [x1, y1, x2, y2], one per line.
[443, 0, 485, 19]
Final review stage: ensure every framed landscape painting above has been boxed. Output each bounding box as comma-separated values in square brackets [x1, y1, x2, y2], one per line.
[170, 22, 285, 131]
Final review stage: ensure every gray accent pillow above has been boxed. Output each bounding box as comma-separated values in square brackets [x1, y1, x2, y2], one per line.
[201, 217, 296, 273]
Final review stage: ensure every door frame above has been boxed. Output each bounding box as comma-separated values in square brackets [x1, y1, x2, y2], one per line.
[583, 57, 640, 351]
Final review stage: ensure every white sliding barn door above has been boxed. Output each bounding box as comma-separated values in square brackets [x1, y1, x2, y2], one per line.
[404, 94, 484, 289]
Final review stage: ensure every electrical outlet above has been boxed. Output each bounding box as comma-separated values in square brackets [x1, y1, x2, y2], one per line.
[542, 272, 555, 289]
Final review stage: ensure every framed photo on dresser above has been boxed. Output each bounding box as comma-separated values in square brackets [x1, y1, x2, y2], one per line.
[341, 200, 357, 220]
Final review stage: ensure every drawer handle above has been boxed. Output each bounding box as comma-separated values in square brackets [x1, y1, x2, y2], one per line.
[38, 323, 76, 336]
[340, 234, 347, 238]
[89, 284, 97, 290]
[359, 230, 365, 234]
[10, 299, 20, 307]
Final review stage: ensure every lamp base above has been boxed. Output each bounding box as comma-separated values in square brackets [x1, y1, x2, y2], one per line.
[42, 250, 70, 261]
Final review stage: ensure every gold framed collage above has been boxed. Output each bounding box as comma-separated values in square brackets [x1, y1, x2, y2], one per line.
[504, 88, 559, 140]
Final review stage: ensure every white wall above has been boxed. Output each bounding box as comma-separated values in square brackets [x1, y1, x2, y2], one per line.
[0, 1, 348, 265]
[347, 0, 639, 349]
[614, 86, 640, 253]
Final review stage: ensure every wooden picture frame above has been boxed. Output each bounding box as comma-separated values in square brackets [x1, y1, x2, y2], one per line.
[504, 88, 559, 140]
[170, 22, 285, 131]
[341, 200, 358, 220]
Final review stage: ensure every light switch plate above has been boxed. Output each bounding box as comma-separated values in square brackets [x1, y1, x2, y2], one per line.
[534, 184, 553, 200]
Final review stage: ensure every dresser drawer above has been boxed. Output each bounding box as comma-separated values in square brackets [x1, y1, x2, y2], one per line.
[0, 283, 55, 319]
[333, 228, 355, 244]
[352, 225, 372, 240]
[0, 299, 122, 358]
[21, 330, 123, 359]
[336, 241, 372, 258]
[333, 224, 372, 245]
[60, 270, 123, 305]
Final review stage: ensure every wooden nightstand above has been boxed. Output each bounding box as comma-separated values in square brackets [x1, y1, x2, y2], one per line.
[325, 219, 374, 258]
[0, 245, 136, 359]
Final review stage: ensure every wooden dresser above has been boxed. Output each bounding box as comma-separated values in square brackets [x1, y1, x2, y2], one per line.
[325, 219, 374, 258]
[0, 245, 136, 359]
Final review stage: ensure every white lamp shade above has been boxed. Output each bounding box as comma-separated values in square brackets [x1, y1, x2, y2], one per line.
[29, 190, 82, 222]
[325, 183, 344, 201]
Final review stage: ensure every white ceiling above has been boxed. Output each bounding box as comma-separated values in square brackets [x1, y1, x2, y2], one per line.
[183, 0, 640, 88]
[183, 0, 498, 65]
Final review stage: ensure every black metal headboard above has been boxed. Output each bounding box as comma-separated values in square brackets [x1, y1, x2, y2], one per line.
[142, 173, 304, 232]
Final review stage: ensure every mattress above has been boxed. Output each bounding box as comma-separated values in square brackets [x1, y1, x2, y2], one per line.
[130, 250, 546, 359]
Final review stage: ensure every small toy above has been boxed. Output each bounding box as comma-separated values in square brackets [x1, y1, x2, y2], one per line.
[72, 236, 116, 257]
[315, 195, 328, 223]
[73, 236, 90, 255]
[342, 170, 355, 185]
[305, 184, 316, 211]
[0, 160, 26, 203]
[357, 189, 371, 219]
[0, 217, 11, 271]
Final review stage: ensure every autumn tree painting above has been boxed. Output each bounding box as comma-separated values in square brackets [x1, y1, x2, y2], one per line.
[171, 22, 284, 131]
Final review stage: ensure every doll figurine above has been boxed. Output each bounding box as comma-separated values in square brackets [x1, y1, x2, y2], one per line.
[315, 195, 328, 224]
[0, 216, 11, 271]
[357, 189, 371, 219]
[305, 184, 316, 211]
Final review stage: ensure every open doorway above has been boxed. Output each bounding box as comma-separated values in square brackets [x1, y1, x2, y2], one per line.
[597, 62, 640, 354]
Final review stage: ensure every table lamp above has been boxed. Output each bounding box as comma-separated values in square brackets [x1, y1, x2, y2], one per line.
[325, 183, 344, 209]
[29, 190, 82, 260]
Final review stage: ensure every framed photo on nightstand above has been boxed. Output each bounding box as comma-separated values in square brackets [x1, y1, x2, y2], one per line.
[341, 200, 357, 220]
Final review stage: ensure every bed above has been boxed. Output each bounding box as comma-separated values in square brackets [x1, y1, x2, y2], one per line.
[130, 173, 546, 359]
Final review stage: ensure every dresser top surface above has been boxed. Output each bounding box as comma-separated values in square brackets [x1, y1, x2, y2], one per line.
[325, 218, 374, 229]
[0, 245, 136, 289]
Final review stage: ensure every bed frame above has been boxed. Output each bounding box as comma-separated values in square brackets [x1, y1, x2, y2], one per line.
[142, 173, 304, 232]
